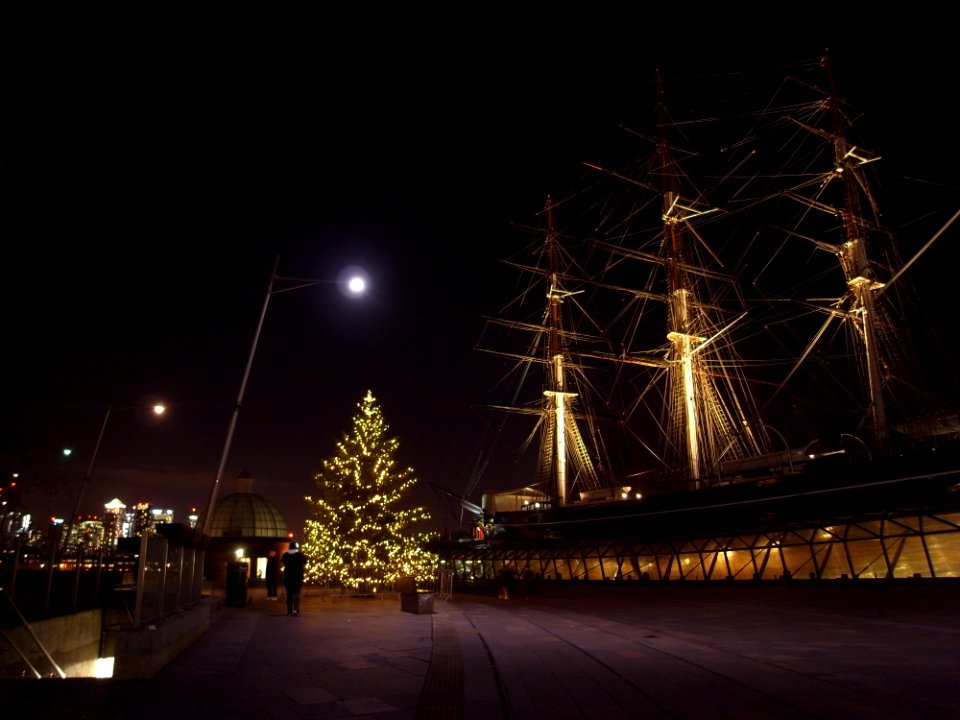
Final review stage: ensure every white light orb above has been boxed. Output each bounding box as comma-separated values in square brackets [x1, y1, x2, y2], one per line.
[347, 276, 366, 294]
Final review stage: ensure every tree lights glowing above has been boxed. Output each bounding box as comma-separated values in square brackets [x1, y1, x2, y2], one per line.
[303, 391, 437, 591]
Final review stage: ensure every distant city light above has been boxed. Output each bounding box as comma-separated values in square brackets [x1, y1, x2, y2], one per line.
[63, 448, 72, 457]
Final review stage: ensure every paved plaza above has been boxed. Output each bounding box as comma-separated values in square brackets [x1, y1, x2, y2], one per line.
[6, 580, 960, 719]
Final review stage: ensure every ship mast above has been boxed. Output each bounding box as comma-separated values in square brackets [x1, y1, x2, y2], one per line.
[823, 55, 889, 450]
[541, 197, 603, 506]
[585, 70, 770, 490]
[543, 198, 575, 506]
[656, 75, 696, 482]
[472, 193, 610, 511]
[655, 73, 732, 485]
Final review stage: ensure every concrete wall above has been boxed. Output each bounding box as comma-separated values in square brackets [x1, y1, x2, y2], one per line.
[1, 596, 221, 679]
[104, 596, 219, 679]
[1, 608, 103, 678]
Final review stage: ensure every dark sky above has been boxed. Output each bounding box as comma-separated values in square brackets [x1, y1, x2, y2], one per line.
[3, 15, 957, 536]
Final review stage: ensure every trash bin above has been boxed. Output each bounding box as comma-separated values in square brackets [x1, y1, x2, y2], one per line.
[225, 561, 249, 607]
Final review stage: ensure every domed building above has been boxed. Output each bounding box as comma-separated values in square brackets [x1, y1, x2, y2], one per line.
[200, 471, 292, 591]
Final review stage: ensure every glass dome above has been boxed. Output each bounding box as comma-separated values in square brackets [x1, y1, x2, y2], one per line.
[202, 471, 288, 538]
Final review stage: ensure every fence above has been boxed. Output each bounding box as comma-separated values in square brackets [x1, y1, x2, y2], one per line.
[129, 529, 205, 629]
[1, 544, 131, 628]
[1, 527, 205, 630]
[418, 569, 454, 599]
[0, 526, 204, 678]
[1, 526, 206, 677]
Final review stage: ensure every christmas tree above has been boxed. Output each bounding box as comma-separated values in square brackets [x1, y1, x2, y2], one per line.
[303, 390, 437, 591]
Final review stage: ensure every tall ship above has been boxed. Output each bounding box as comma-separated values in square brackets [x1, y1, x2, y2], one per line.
[448, 53, 960, 569]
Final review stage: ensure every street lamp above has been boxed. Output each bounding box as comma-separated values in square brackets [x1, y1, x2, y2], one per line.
[62, 402, 166, 551]
[200, 255, 367, 536]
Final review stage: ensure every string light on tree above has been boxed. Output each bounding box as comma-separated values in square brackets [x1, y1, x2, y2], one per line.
[303, 390, 437, 591]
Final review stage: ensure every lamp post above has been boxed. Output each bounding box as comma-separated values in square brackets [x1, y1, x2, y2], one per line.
[61, 401, 167, 553]
[201, 255, 367, 536]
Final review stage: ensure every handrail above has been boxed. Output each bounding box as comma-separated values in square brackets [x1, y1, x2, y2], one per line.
[1, 628, 42, 678]
[0, 585, 66, 678]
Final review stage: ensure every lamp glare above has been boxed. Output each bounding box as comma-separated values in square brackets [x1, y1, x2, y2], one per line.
[347, 276, 365, 294]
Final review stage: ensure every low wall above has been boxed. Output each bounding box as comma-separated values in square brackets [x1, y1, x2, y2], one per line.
[105, 596, 220, 679]
[1, 608, 103, 678]
[1, 597, 221, 679]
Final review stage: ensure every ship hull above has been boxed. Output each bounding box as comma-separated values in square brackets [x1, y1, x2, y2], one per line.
[487, 449, 960, 544]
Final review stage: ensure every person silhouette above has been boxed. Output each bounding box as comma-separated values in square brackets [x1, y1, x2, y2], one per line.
[280, 542, 306, 616]
[265, 550, 280, 600]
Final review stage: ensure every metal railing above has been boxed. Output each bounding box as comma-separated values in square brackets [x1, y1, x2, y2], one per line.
[1, 526, 206, 677]
[0, 544, 131, 627]
[1, 530, 205, 630]
[419, 570, 454, 599]
[130, 530, 205, 629]
[0, 586, 67, 678]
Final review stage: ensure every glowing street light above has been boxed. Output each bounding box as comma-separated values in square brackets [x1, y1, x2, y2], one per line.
[62, 401, 166, 551]
[201, 255, 367, 535]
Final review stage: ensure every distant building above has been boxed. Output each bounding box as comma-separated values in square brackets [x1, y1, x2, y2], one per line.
[75, 516, 104, 550]
[103, 498, 126, 547]
[0, 476, 29, 550]
[131, 502, 152, 537]
[149, 506, 174, 529]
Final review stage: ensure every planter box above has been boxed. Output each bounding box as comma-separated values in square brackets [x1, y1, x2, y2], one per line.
[400, 591, 434, 614]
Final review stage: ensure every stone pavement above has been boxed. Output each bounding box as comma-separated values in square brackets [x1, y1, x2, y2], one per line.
[6, 580, 960, 719]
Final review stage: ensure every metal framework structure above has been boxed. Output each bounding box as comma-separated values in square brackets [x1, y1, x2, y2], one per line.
[439, 505, 960, 585]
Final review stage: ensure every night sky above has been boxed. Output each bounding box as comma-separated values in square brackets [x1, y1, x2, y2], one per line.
[3, 15, 957, 537]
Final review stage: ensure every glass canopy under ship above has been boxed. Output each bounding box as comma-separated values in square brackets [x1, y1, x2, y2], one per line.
[439, 503, 960, 585]
[200, 470, 288, 539]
